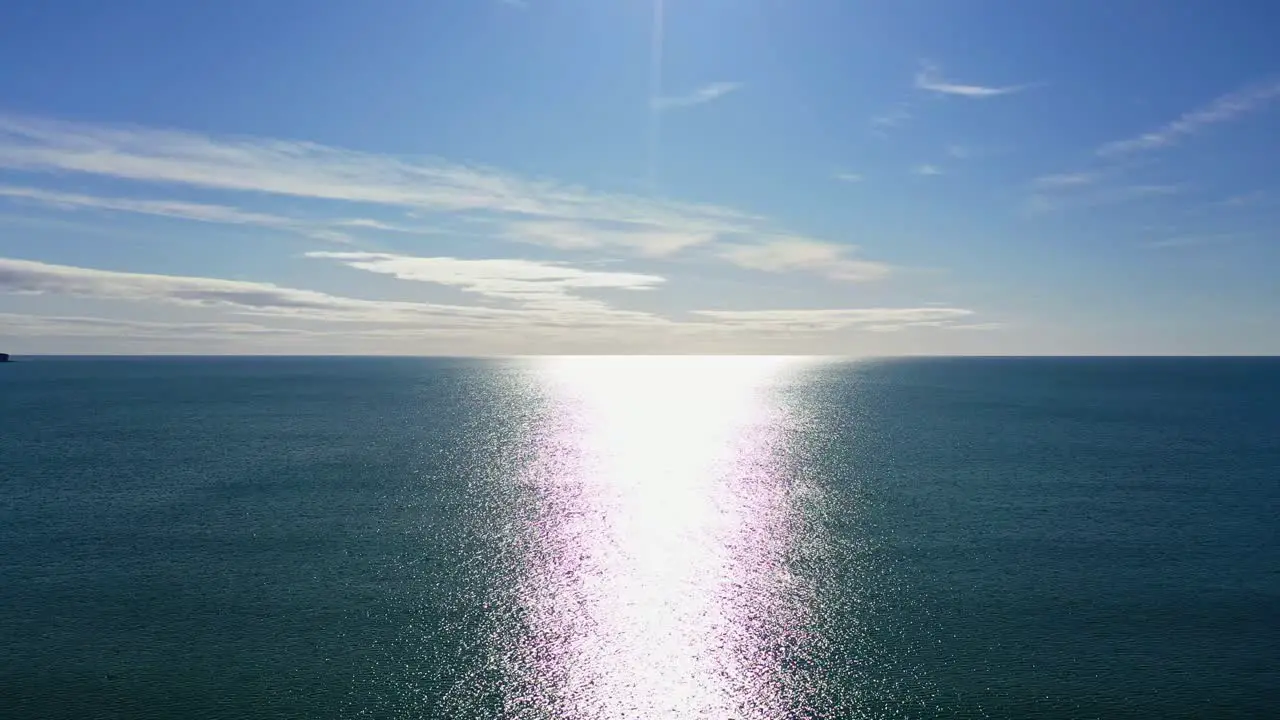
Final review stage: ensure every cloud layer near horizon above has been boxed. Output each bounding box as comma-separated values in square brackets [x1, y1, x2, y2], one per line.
[0, 113, 989, 352]
[0, 255, 983, 349]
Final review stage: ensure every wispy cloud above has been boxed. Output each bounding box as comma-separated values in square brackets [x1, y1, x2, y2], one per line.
[0, 113, 753, 234]
[914, 61, 1034, 98]
[693, 307, 975, 332]
[913, 164, 944, 176]
[0, 185, 366, 243]
[1032, 172, 1101, 189]
[1033, 80, 1280, 215]
[0, 312, 307, 340]
[1098, 80, 1280, 157]
[653, 82, 744, 110]
[0, 112, 896, 282]
[834, 172, 863, 183]
[307, 251, 664, 316]
[947, 322, 1004, 331]
[870, 105, 912, 130]
[0, 312, 521, 353]
[1143, 233, 1238, 250]
[1215, 190, 1272, 207]
[717, 237, 891, 282]
[0, 185, 283, 226]
[499, 0, 529, 8]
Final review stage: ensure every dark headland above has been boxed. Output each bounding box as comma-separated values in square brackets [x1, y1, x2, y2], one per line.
[0, 353, 9, 362]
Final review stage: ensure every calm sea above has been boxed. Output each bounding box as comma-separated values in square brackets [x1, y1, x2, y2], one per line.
[1, 356, 1277, 719]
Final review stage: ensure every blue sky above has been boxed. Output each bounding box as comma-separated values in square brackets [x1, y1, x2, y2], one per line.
[1, 0, 1278, 354]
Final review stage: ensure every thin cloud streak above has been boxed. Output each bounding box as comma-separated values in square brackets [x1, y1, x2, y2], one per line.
[1216, 190, 1270, 207]
[947, 322, 1004, 331]
[869, 105, 912, 134]
[0, 312, 309, 339]
[0, 185, 364, 243]
[693, 307, 975, 331]
[1033, 79, 1280, 214]
[0, 312, 504, 349]
[307, 251, 665, 316]
[915, 62, 1033, 98]
[653, 82, 744, 109]
[1097, 79, 1280, 157]
[1143, 233, 1238, 250]
[1032, 172, 1100, 189]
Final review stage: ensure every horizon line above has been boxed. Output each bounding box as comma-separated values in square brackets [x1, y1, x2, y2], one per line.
[5, 353, 1278, 360]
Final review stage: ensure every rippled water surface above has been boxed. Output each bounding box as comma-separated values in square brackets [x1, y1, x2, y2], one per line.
[2, 356, 1277, 718]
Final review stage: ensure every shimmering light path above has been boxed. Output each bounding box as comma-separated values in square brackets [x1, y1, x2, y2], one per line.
[495, 357, 821, 719]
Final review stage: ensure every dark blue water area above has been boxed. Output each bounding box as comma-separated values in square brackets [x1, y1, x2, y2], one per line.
[800, 358, 1280, 717]
[1, 356, 1277, 718]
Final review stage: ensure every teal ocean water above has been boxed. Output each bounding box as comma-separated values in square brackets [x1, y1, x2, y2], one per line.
[1, 356, 1277, 719]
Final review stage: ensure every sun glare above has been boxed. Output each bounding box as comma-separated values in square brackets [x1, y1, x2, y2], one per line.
[493, 356, 818, 718]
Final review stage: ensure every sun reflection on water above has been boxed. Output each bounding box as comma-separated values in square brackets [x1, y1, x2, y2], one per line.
[498, 356, 821, 719]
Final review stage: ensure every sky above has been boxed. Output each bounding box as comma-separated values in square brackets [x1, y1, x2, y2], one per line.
[1, 0, 1278, 355]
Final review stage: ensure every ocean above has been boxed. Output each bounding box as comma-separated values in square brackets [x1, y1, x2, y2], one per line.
[1, 356, 1277, 719]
